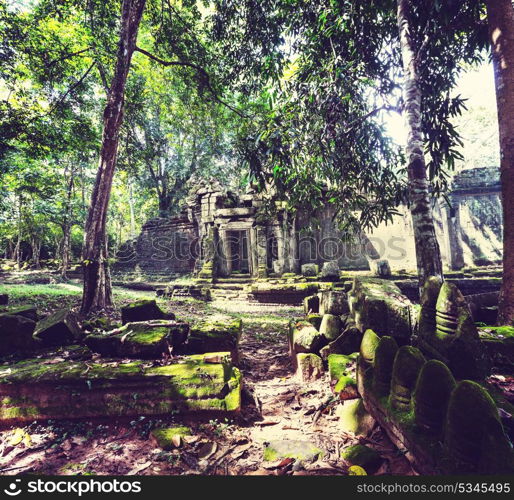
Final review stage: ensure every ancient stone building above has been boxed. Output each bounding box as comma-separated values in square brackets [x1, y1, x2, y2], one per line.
[115, 167, 502, 279]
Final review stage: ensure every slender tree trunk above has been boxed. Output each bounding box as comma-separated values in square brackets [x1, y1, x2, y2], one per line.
[61, 168, 75, 279]
[81, 0, 146, 315]
[397, 0, 443, 293]
[61, 223, 71, 279]
[486, 0, 514, 325]
[128, 180, 136, 239]
[31, 237, 41, 269]
[15, 195, 22, 270]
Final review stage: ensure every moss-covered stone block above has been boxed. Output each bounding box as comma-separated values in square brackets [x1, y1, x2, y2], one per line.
[301, 264, 319, 277]
[150, 426, 191, 450]
[306, 313, 322, 330]
[414, 360, 455, 435]
[360, 329, 380, 365]
[1, 305, 38, 322]
[328, 354, 352, 383]
[0, 351, 241, 423]
[389, 346, 425, 412]
[187, 317, 242, 363]
[0, 314, 37, 356]
[319, 314, 342, 342]
[341, 444, 381, 473]
[319, 291, 349, 316]
[121, 299, 173, 325]
[33, 310, 83, 347]
[85, 321, 189, 359]
[291, 321, 324, 355]
[372, 336, 399, 397]
[297, 353, 324, 382]
[328, 326, 363, 356]
[348, 278, 414, 344]
[336, 399, 375, 436]
[444, 380, 514, 474]
[263, 440, 323, 463]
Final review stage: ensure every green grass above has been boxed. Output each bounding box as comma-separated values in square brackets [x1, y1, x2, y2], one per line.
[0, 283, 157, 315]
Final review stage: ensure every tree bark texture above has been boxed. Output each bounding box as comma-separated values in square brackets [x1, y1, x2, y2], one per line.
[81, 0, 146, 314]
[486, 0, 514, 325]
[397, 0, 443, 293]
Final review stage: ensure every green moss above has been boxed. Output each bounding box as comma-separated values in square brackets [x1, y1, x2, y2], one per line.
[444, 380, 513, 474]
[414, 360, 455, 435]
[334, 375, 355, 393]
[336, 399, 374, 436]
[328, 354, 352, 382]
[306, 313, 322, 330]
[372, 336, 399, 397]
[359, 329, 380, 365]
[263, 440, 323, 462]
[389, 346, 425, 412]
[341, 444, 381, 472]
[483, 326, 514, 338]
[151, 426, 191, 450]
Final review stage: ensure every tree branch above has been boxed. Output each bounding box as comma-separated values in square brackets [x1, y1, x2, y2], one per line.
[134, 46, 247, 118]
[48, 61, 97, 115]
[47, 47, 92, 68]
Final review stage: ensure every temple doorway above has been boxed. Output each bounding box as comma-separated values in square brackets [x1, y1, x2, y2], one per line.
[228, 230, 250, 274]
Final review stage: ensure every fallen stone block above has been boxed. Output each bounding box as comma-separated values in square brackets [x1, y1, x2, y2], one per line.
[304, 295, 320, 314]
[0, 294, 8, 306]
[0, 314, 37, 356]
[1, 305, 38, 322]
[288, 321, 324, 357]
[348, 277, 414, 344]
[296, 353, 324, 382]
[263, 440, 323, 463]
[336, 399, 375, 436]
[320, 260, 340, 281]
[319, 314, 342, 342]
[301, 263, 319, 277]
[319, 290, 349, 315]
[33, 310, 82, 347]
[328, 326, 363, 356]
[186, 317, 242, 363]
[0, 352, 242, 424]
[121, 299, 174, 325]
[85, 320, 189, 359]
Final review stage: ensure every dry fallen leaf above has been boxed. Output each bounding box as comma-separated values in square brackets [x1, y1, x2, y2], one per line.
[127, 461, 152, 475]
[197, 441, 217, 460]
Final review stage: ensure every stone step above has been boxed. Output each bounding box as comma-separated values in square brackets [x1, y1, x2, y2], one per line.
[216, 278, 252, 284]
[212, 284, 245, 290]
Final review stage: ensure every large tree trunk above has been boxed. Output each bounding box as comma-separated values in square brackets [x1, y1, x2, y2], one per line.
[81, 0, 146, 315]
[486, 0, 514, 325]
[397, 0, 443, 293]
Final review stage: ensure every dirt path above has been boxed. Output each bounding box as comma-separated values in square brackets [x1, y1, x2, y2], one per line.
[0, 295, 413, 476]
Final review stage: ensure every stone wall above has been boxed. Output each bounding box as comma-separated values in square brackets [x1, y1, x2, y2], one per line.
[115, 215, 197, 276]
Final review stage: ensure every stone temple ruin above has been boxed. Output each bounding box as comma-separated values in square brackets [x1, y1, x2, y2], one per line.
[291, 277, 514, 474]
[116, 166, 502, 282]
